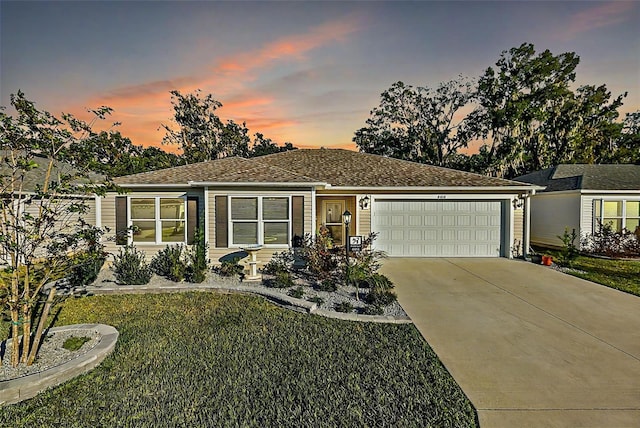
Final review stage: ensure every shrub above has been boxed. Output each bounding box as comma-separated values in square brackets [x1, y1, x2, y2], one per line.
[69, 226, 107, 286]
[365, 289, 397, 307]
[299, 230, 339, 279]
[112, 245, 152, 285]
[262, 251, 294, 275]
[316, 279, 338, 292]
[288, 286, 305, 299]
[359, 273, 393, 290]
[307, 296, 324, 306]
[214, 258, 244, 278]
[556, 228, 579, 267]
[151, 245, 186, 282]
[266, 271, 295, 289]
[334, 301, 354, 313]
[185, 227, 209, 283]
[581, 222, 640, 258]
[362, 305, 384, 316]
[69, 253, 105, 286]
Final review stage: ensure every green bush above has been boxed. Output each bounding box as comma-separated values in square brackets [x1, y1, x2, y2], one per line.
[69, 253, 105, 286]
[150, 245, 186, 282]
[288, 286, 305, 299]
[214, 258, 244, 278]
[316, 278, 338, 292]
[112, 245, 152, 285]
[69, 226, 107, 286]
[307, 296, 324, 305]
[365, 288, 397, 307]
[334, 301, 354, 313]
[262, 251, 294, 275]
[362, 305, 384, 316]
[266, 271, 295, 288]
[186, 227, 209, 283]
[556, 227, 579, 267]
[359, 273, 394, 290]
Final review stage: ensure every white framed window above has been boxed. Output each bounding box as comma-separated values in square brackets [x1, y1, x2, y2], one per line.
[130, 197, 186, 244]
[593, 199, 640, 234]
[229, 196, 290, 247]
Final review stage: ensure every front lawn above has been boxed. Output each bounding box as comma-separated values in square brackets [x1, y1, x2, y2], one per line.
[561, 255, 640, 297]
[0, 293, 477, 427]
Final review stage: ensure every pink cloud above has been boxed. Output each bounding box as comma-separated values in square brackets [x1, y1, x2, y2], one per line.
[561, 1, 636, 40]
[63, 14, 362, 148]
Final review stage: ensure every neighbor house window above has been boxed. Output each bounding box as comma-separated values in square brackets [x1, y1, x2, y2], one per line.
[594, 199, 640, 234]
[131, 197, 186, 243]
[230, 196, 290, 246]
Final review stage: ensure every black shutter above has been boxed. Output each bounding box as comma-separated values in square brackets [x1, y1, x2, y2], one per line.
[215, 196, 228, 248]
[187, 197, 199, 245]
[115, 196, 128, 245]
[292, 196, 304, 247]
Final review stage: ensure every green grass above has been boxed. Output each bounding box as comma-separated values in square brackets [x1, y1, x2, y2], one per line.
[62, 336, 91, 351]
[562, 255, 640, 297]
[0, 293, 477, 427]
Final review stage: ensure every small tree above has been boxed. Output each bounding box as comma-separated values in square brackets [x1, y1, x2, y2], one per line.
[1, 91, 112, 367]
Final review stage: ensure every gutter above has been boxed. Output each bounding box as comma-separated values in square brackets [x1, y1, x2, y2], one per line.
[330, 185, 542, 192]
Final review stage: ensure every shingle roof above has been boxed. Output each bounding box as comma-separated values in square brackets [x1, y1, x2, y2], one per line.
[515, 164, 640, 191]
[1, 152, 105, 193]
[115, 149, 530, 188]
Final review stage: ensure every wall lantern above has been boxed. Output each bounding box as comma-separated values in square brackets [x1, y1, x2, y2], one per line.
[359, 195, 370, 210]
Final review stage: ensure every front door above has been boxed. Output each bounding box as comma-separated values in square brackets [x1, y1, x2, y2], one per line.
[321, 200, 345, 246]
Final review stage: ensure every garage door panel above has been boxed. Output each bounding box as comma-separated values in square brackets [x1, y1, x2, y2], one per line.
[373, 200, 502, 257]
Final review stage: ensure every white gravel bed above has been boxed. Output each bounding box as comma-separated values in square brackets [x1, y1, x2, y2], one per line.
[0, 328, 101, 381]
[92, 268, 407, 318]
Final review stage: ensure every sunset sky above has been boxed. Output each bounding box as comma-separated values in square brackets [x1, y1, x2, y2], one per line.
[1, 1, 638, 152]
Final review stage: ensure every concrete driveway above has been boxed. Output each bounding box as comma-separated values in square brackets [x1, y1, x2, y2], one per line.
[380, 258, 640, 428]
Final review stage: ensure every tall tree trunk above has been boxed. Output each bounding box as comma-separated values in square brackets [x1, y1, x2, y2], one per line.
[10, 269, 20, 367]
[27, 287, 56, 366]
[20, 266, 31, 364]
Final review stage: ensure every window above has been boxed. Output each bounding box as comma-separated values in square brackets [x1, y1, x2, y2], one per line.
[594, 199, 640, 233]
[230, 196, 290, 246]
[131, 197, 186, 243]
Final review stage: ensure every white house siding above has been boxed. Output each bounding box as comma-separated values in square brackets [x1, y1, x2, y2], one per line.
[529, 192, 581, 248]
[513, 207, 524, 256]
[357, 200, 372, 237]
[206, 188, 313, 265]
[101, 189, 203, 260]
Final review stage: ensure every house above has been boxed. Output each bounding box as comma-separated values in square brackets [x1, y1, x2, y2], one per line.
[104, 149, 538, 263]
[0, 152, 103, 264]
[515, 164, 640, 248]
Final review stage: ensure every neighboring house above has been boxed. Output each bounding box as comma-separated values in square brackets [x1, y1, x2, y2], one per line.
[515, 164, 640, 248]
[105, 149, 537, 263]
[0, 152, 102, 264]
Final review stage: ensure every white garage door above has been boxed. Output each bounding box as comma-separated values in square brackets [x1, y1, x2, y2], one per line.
[373, 200, 503, 257]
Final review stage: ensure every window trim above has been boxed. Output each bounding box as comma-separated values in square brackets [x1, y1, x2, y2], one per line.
[128, 196, 187, 245]
[228, 195, 291, 248]
[593, 198, 640, 233]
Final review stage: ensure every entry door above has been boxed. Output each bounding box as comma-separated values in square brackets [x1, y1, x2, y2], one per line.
[322, 200, 345, 246]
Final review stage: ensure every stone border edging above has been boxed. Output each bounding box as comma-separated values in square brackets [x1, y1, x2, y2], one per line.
[86, 283, 413, 324]
[0, 324, 118, 406]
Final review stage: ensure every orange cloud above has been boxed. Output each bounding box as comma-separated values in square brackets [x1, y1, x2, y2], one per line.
[561, 1, 636, 40]
[214, 15, 361, 77]
[63, 14, 363, 148]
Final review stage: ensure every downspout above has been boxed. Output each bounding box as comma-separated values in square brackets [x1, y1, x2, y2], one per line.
[523, 190, 534, 258]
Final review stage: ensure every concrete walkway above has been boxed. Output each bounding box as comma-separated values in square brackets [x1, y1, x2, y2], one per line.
[380, 258, 640, 428]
